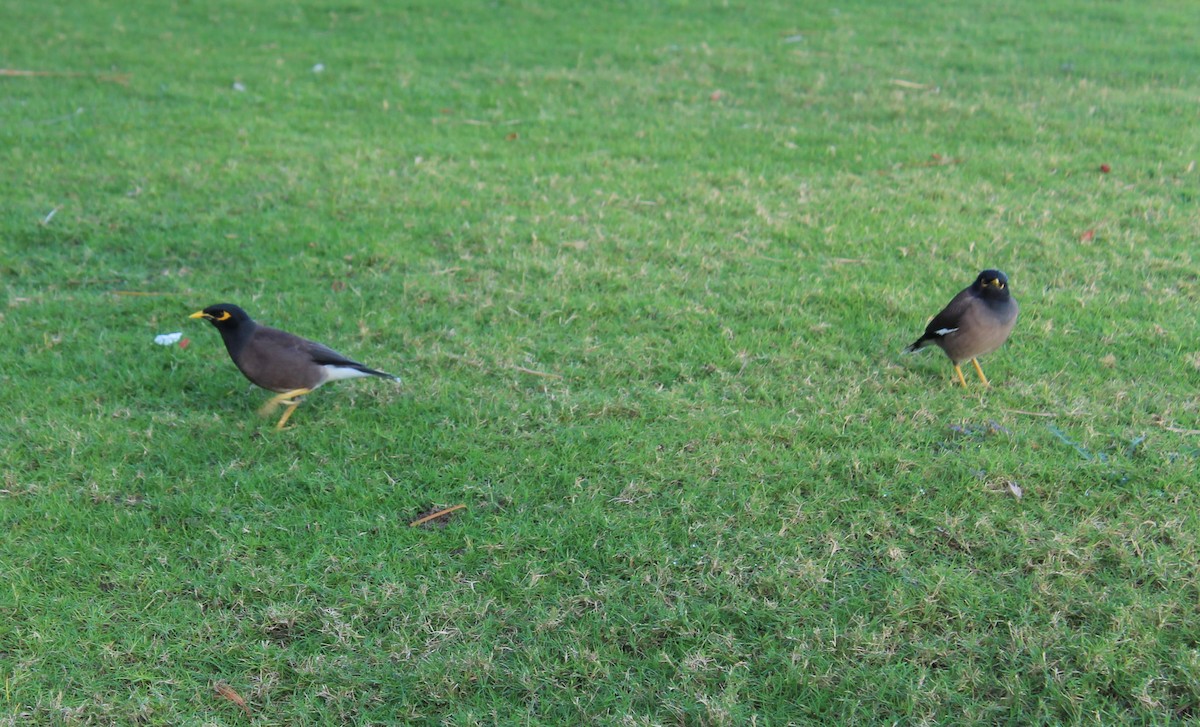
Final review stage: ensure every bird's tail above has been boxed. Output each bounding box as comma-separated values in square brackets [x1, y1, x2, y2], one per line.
[372, 370, 403, 384]
[352, 363, 402, 383]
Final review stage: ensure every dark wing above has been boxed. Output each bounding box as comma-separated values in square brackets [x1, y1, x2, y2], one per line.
[905, 286, 976, 352]
[299, 337, 397, 379]
[249, 325, 396, 382]
[300, 338, 365, 368]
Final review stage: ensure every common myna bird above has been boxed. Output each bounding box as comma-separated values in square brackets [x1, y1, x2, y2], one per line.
[189, 303, 400, 429]
[904, 269, 1018, 388]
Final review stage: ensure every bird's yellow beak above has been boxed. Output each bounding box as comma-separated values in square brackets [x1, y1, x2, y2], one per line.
[986, 279, 1004, 288]
[192, 310, 233, 321]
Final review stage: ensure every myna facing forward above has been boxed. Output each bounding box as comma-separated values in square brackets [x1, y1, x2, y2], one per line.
[190, 303, 400, 429]
[904, 269, 1018, 387]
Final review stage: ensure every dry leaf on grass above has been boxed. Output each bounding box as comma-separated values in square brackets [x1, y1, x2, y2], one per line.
[214, 682, 251, 716]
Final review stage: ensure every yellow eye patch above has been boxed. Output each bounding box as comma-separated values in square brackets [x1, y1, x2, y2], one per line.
[214, 310, 232, 322]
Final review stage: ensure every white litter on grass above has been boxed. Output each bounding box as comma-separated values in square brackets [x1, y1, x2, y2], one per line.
[232, 81, 246, 92]
[154, 332, 184, 346]
[312, 63, 325, 73]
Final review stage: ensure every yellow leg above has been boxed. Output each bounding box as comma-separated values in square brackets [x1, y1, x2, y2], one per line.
[258, 388, 313, 416]
[970, 358, 991, 387]
[275, 402, 301, 430]
[953, 364, 968, 388]
[258, 388, 312, 430]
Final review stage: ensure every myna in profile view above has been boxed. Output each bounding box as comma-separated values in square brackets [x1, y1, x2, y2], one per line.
[190, 303, 400, 429]
[904, 269, 1018, 388]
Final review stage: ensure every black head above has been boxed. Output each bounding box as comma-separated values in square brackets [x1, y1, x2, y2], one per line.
[189, 303, 253, 330]
[972, 269, 1011, 300]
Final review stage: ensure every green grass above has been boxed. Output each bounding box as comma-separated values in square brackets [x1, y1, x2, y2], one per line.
[3, 0, 1200, 723]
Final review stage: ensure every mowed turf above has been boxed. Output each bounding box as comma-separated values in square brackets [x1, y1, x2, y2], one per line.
[3, 0, 1200, 723]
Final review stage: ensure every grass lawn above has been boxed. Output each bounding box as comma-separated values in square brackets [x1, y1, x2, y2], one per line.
[3, 0, 1200, 723]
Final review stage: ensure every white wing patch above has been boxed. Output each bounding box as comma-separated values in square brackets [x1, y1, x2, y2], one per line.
[320, 365, 373, 382]
[934, 327, 959, 337]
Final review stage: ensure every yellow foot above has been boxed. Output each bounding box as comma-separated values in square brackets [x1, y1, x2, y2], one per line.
[258, 388, 313, 417]
[970, 358, 991, 387]
[275, 402, 301, 430]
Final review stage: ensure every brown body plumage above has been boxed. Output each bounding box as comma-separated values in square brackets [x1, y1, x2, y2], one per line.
[190, 303, 399, 428]
[905, 270, 1018, 387]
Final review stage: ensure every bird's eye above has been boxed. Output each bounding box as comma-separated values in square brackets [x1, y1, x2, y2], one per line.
[215, 311, 232, 322]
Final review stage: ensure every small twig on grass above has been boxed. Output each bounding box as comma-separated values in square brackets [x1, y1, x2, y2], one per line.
[1157, 423, 1200, 436]
[41, 206, 61, 225]
[410, 504, 466, 527]
[442, 352, 562, 379]
[1002, 408, 1057, 418]
[511, 365, 562, 379]
[2, 68, 131, 85]
[890, 79, 930, 89]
